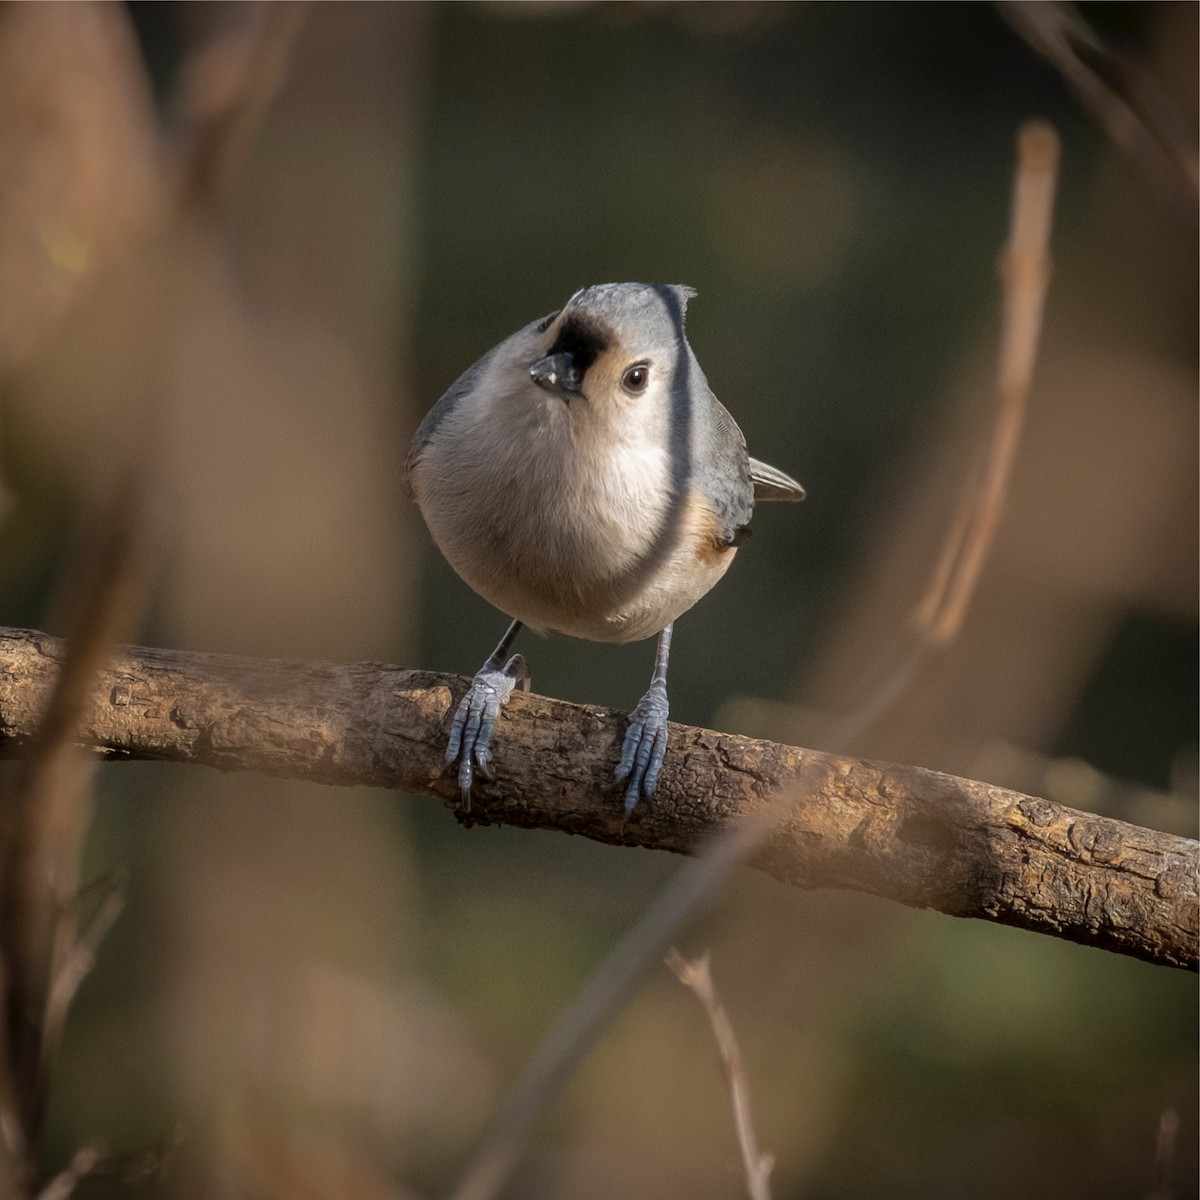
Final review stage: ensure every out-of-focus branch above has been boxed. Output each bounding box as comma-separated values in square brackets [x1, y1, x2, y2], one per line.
[920, 120, 1058, 641]
[1146, 1107, 1180, 1200]
[0, 2, 303, 1191]
[665, 951, 774, 1200]
[0, 627, 1194, 973]
[31, 1124, 182, 1200]
[0, 478, 150, 1184]
[172, 1, 310, 207]
[998, 2, 1198, 214]
[849, 121, 1059, 744]
[33, 1143, 103, 1200]
[0, 2, 162, 374]
[40, 880, 125, 1095]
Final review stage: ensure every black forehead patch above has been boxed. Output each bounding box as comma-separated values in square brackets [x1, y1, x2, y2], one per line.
[548, 312, 612, 375]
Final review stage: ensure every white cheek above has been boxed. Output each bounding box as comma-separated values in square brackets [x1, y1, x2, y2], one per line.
[602, 376, 666, 436]
[608, 439, 667, 478]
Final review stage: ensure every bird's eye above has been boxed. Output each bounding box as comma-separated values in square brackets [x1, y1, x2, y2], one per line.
[621, 364, 650, 395]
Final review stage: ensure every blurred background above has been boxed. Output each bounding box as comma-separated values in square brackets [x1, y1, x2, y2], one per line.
[0, 2, 1195, 1197]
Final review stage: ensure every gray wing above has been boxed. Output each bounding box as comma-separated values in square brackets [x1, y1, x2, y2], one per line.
[403, 346, 497, 497]
[749, 457, 806, 502]
[692, 389, 755, 546]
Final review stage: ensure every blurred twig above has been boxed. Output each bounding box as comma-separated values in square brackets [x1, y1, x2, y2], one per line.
[920, 121, 1058, 641]
[998, 1, 1198, 215]
[1145, 1107, 1179, 1200]
[0, 1, 162, 374]
[40, 878, 126, 1096]
[0, 3, 166, 1191]
[34, 1142, 104, 1200]
[172, 1, 311, 208]
[33, 1122, 183, 1200]
[0, 2, 306, 1191]
[665, 950, 773, 1200]
[447, 784, 811, 1200]
[848, 120, 1059, 745]
[0, 474, 151, 1186]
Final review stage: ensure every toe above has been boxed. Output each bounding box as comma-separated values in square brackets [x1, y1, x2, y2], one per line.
[641, 724, 668, 798]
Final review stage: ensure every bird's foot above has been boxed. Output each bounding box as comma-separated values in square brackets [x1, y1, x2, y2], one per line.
[446, 654, 530, 808]
[615, 681, 669, 825]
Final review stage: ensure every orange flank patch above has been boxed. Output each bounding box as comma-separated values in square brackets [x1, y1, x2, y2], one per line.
[685, 490, 737, 566]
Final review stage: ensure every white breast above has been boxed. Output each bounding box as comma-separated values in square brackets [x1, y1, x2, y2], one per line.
[413, 377, 679, 640]
[412, 342, 744, 644]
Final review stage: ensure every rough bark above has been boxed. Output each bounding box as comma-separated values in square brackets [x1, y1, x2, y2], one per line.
[0, 626, 1195, 970]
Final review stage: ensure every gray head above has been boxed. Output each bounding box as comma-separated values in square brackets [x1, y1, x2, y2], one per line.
[527, 283, 698, 418]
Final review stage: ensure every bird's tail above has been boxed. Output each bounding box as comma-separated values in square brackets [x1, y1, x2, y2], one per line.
[749, 456, 806, 502]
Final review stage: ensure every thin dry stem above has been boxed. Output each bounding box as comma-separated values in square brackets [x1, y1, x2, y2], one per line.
[447, 770, 823, 1200]
[0, 472, 150, 1160]
[94, 1123, 183, 1189]
[39, 882, 125, 1102]
[837, 124, 1058, 750]
[998, 1, 1198, 215]
[0, 2, 300, 1188]
[844, 121, 1059, 749]
[918, 121, 1057, 641]
[174, 1, 310, 207]
[0, 957, 28, 1197]
[1146, 1107, 1179, 1200]
[34, 1142, 104, 1200]
[665, 950, 774, 1200]
[923, 120, 1058, 643]
[446, 121, 1064, 1200]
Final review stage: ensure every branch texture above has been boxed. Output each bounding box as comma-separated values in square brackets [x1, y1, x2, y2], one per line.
[0, 627, 1195, 970]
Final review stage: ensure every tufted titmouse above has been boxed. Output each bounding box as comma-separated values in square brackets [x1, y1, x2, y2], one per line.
[406, 283, 804, 820]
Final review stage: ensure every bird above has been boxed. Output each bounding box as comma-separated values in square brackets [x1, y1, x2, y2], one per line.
[405, 283, 805, 822]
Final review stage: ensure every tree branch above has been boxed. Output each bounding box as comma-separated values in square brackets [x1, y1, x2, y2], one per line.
[0, 626, 1194, 971]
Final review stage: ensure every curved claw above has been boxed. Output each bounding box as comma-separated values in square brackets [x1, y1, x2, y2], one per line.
[446, 657, 529, 808]
[616, 682, 670, 823]
[504, 653, 531, 692]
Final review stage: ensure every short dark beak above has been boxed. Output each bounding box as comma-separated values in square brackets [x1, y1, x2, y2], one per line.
[530, 352, 582, 398]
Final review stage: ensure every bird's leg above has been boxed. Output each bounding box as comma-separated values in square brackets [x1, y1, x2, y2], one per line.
[446, 619, 529, 807]
[615, 622, 673, 823]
